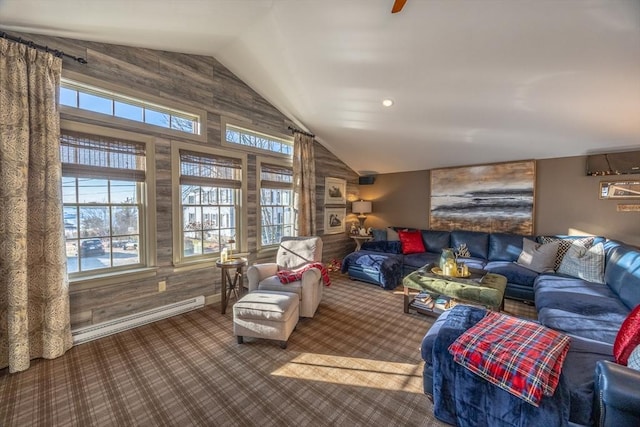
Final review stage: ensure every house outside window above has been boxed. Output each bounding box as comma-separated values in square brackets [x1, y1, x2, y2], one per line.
[173, 146, 245, 264]
[61, 126, 153, 277]
[258, 159, 295, 248]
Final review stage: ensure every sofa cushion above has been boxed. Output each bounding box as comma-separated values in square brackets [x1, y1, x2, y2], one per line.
[535, 275, 629, 344]
[421, 230, 451, 254]
[488, 233, 529, 262]
[605, 244, 640, 310]
[386, 227, 400, 241]
[613, 304, 640, 365]
[557, 242, 605, 284]
[516, 238, 560, 273]
[456, 257, 487, 270]
[485, 261, 539, 288]
[398, 229, 426, 254]
[403, 252, 440, 270]
[450, 230, 489, 259]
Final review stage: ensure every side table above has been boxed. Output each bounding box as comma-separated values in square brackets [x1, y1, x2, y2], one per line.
[216, 257, 248, 314]
[350, 235, 373, 251]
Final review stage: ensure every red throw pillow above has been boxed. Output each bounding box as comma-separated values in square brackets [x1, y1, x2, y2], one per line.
[614, 304, 640, 365]
[398, 230, 426, 255]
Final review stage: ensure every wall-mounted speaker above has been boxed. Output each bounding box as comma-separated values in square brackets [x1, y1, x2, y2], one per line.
[358, 176, 375, 185]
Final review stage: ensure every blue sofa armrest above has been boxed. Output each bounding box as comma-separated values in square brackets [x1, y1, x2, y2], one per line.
[594, 360, 640, 427]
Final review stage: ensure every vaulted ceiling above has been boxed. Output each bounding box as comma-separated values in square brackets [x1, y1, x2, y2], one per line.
[1, 0, 639, 174]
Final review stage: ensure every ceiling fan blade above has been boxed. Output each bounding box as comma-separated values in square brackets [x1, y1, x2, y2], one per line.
[391, 0, 408, 13]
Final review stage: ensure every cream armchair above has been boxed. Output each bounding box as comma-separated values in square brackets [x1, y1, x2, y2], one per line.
[247, 236, 323, 318]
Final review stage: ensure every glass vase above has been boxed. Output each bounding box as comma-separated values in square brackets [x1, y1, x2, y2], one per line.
[439, 248, 455, 270]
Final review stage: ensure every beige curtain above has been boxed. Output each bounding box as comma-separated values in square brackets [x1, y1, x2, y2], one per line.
[293, 132, 316, 236]
[0, 39, 72, 373]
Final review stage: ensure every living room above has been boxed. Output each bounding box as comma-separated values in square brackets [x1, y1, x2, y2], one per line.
[1, 1, 639, 426]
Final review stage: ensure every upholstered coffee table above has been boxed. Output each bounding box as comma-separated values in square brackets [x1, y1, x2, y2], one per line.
[403, 264, 507, 315]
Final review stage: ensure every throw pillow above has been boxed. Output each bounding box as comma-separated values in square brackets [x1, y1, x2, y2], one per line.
[628, 345, 640, 371]
[371, 228, 387, 242]
[455, 243, 471, 258]
[539, 236, 595, 271]
[613, 304, 640, 365]
[516, 238, 560, 273]
[386, 227, 400, 241]
[557, 242, 605, 284]
[398, 229, 426, 255]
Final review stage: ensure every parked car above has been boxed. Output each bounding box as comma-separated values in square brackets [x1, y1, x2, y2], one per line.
[81, 239, 105, 256]
[123, 240, 138, 250]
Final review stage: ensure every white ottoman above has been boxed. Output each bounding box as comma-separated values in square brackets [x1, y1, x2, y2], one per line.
[233, 290, 299, 349]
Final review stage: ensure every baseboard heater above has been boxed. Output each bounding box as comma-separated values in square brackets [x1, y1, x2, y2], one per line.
[72, 296, 205, 345]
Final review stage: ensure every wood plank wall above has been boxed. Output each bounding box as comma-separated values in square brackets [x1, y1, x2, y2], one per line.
[8, 31, 360, 328]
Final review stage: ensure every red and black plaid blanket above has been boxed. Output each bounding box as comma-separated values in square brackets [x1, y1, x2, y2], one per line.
[448, 311, 570, 407]
[277, 262, 331, 286]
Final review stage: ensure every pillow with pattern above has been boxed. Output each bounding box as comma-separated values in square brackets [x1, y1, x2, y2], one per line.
[539, 236, 595, 271]
[628, 345, 640, 371]
[557, 242, 605, 284]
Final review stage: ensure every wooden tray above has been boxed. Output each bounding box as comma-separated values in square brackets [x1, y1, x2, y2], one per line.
[430, 266, 471, 279]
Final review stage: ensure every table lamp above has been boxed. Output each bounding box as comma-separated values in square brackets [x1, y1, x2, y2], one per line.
[352, 200, 372, 227]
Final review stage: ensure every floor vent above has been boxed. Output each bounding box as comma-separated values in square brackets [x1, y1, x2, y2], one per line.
[72, 296, 205, 345]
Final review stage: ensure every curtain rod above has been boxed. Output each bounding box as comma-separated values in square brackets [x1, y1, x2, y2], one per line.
[288, 126, 315, 138]
[0, 31, 88, 64]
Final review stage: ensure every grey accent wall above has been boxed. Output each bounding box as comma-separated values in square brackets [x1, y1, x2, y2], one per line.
[8, 31, 358, 327]
[358, 170, 430, 230]
[535, 156, 640, 245]
[358, 157, 640, 246]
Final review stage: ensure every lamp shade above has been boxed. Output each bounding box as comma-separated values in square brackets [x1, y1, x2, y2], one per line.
[352, 200, 372, 215]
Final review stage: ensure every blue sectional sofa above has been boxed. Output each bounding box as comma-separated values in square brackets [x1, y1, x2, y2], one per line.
[342, 228, 640, 425]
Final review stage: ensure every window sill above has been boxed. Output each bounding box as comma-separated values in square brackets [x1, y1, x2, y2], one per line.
[173, 252, 251, 273]
[70, 267, 158, 291]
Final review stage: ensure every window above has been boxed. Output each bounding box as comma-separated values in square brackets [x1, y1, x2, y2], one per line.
[259, 160, 295, 247]
[60, 78, 201, 136]
[224, 122, 293, 156]
[176, 148, 243, 262]
[61, 129, 149, 276]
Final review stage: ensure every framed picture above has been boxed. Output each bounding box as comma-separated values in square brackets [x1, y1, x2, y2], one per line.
[430, 160, 536, 235]
[600, 181, 640, 199]
[324, 207, 346, 235]
[324, 177, 347, 205]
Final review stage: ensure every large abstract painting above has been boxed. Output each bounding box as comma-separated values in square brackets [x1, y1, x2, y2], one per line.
[430, 160, 535, 234]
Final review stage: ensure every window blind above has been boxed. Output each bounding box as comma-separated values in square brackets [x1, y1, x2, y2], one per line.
[179, 150, 242, 188]
[60, 130, 146, 181]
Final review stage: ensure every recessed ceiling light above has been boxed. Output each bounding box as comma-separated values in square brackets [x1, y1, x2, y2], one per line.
[382, 99, 394, 107]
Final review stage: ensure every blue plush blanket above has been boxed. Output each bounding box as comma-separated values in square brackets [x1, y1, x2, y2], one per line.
[433, 305, 571, 427]
[340, 250, 402, 290]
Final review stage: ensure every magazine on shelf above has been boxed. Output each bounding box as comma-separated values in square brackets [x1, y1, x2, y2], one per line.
[434, 296, 451, 311]
[412, 298, 435, 311]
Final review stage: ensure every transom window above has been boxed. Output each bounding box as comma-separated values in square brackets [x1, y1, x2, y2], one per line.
[178, 150, 242, 259]
[61, 130, 147, 276]
[225, 123, 292, 156]
[259, 160, 295, 247]
[60, 79, 201, 135]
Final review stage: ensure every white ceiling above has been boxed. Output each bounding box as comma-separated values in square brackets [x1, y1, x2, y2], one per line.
[1, 0, 639, 174]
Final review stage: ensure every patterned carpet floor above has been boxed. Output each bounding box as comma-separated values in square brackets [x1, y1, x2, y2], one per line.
[0, 273, 535, 427]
